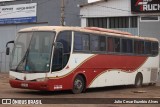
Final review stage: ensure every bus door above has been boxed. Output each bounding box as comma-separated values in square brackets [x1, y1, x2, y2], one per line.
[52, 31, 72, 72]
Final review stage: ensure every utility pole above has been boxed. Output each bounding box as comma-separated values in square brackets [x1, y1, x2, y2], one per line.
[61, 0, 65, 26]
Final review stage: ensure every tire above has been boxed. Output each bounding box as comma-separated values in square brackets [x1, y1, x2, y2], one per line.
[72, 75, 85, 94]
[135, 73, 143, 88]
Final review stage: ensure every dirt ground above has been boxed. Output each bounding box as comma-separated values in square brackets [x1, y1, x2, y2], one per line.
[0, 73, 160, 107]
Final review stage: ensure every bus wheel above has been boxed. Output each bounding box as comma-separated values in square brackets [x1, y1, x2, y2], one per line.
[134, 73, 143, 88]
[72, 75, 85, 94]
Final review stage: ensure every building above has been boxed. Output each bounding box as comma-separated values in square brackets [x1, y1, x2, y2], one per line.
[0, 0, 87, 72]
[88, 0, 101, 3]
[80, 0, 160, 40]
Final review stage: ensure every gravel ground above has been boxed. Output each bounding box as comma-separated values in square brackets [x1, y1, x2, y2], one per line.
[0, 73, 160, 107]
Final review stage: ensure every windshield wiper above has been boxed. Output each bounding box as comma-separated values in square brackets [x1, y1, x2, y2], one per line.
[15, 48, 30, 72]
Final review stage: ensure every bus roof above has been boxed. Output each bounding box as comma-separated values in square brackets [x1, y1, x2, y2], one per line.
[19, 26, 159, 42]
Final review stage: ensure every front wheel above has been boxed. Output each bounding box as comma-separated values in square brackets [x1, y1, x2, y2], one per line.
[72, 75, 85, 94]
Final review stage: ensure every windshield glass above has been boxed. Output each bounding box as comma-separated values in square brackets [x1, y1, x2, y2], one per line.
[11, 31, 55, 73]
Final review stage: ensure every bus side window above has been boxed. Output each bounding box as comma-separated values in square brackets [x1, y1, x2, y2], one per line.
[90, 35, 106, 52]
[134, 40, 144, 55]
[57, 31, 72, 53]
[114, 38, 120, 52]
[107, 37, 114, 52]
[122, 39, 133, 54]
[74, 32, 90, 52]
[152, 42, 159, 56]
[145, 41, 151, 55]
[139, 41, 144, 54]
[134, 40, 139, 54]
[52, 31, 72, 72]
[122, 39, 127, 53]
[127, 39, 133, 53]
[99, 36, 106, 51]
[107, 37, 120, 53]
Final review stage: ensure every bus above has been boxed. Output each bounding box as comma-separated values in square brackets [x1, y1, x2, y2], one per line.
[6, 26, 159, 94]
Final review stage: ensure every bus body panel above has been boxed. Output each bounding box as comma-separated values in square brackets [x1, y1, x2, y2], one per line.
[8, 26, 159, 92]
[10, 71, 47, 81]
[9, 54, 159, 91]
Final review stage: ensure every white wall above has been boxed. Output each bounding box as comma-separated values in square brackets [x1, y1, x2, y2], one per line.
[81, 0, 134, 27]
[0, 0, 14, 2]
[88, 0, 100, 3]
[81, 0, 132, 18]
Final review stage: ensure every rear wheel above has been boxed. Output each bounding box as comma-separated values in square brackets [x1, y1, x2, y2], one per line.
[135, 73, 143, 88]
[72, 75, 85, 94]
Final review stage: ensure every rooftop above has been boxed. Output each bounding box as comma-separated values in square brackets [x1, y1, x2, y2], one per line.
[19, 26, 158, 42]
[80, 0, 107, 7]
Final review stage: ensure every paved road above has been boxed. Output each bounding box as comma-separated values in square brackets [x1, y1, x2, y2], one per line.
[0, 73, 160, 107]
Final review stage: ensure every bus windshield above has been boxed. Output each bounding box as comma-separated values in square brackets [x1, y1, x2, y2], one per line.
[10, 31, 55, 73]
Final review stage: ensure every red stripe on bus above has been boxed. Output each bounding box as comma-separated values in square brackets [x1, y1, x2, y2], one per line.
[47, 55, 148, 90]
[73, 55, 148, 86]
[10, 55, 148, 91]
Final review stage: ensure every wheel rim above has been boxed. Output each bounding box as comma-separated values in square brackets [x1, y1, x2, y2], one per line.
[74, 79, 83, 90]
[137, 77, 141, 86]
[136, 76, 142, 87]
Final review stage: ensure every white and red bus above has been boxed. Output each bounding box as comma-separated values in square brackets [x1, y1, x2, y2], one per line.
[6, 26, 159, 94]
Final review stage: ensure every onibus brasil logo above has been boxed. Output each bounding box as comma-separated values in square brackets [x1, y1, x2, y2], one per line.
[2, 99, 42, 105]
[135, 0, 160, 11]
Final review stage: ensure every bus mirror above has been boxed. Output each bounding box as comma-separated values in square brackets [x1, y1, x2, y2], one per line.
[6, 40, 14, 55]
[6, 47, 10, 55]
[6, 41, 14, 47]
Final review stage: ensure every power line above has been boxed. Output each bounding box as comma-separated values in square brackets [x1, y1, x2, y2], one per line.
[80, 4, 132, 17]
[65, 11, 83, 17]
[95, 4, 131, 13]
[64, 2, 131, 17]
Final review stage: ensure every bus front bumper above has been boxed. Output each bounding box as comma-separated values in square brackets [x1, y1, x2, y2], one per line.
[9, 79, 52, 91]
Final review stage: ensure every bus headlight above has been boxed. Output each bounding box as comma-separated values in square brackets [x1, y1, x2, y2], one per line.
[36, 78, 48, 82]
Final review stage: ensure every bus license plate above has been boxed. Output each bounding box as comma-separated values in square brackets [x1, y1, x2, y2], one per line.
[21, 83, 28, 88]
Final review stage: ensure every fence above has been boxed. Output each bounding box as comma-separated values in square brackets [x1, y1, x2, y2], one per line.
[0, 51, 10, 72]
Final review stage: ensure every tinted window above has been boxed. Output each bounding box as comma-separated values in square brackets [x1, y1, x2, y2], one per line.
[52, 31, 72, 71]
[114, 38, 121, 52]
[122, 39, 133, 53]
[74, 32, 90, 51]
[91, 35, 106, 52]
[107, 37, 120, 53]
[134, 40, 144, 54]
[56, 31, 72, 53]
[152, 42, 159, 56]
[107, 37, 114, 52]
[145, 41, 151, 54]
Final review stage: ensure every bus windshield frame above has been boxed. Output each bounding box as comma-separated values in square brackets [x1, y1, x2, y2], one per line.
[10, 31, 56, 73]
